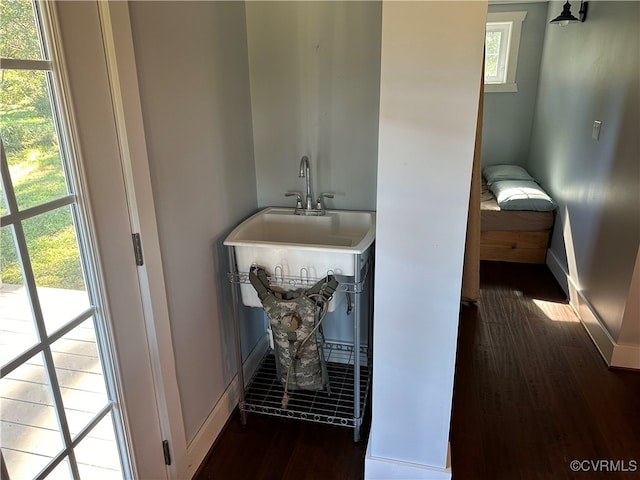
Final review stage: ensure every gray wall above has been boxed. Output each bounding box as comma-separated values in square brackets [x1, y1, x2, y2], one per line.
[482, 2, 547, 167]
[126, 0, 381, 445]
[528, 1, 639, 342]
[128, 1, 264, 443]
[246, 1, 381, 211]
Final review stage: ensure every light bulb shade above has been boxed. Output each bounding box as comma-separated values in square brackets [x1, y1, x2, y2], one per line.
[550, 1, 581, 24]
[550, 1, 588, 25]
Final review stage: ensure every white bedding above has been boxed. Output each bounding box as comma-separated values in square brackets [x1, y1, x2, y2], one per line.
[481, 179, 554, 232]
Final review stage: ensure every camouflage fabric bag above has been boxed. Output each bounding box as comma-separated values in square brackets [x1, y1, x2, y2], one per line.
[249, 266, 338, 396]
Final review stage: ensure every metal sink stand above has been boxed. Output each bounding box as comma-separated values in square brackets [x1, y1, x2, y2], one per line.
[227, 245, 374, 442]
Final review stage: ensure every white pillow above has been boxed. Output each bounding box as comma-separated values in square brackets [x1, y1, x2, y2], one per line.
[483, 164, 535, 185]
[490, 180, 557, 211]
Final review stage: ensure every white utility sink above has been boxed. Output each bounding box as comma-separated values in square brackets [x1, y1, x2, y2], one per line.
[224, 207, 376, 309]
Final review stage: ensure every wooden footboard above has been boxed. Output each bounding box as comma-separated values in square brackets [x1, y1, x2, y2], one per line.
[480, 230, 550, 264]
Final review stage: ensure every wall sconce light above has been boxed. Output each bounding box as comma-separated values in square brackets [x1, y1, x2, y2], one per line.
[550, 1, 588, 26]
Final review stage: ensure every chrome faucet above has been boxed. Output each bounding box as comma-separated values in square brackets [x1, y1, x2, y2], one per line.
[285, 155, 332, 215]
[299, 155, 313, 210]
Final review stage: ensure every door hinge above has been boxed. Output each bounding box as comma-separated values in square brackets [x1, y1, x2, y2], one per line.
[132, 233, 144, 266]
[162, 440, 171, 466]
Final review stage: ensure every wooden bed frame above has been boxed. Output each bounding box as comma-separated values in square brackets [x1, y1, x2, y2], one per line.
[480, 230, 550, 264]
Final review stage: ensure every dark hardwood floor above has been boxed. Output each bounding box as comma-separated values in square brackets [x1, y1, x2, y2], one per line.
[193, 410, 368, 480]
[451, 261, 640, 480]
[195, 261, 640, 480]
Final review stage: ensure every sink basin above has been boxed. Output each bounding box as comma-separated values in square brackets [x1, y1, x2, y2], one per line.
[224, 207, 376, 309]
[225, 207, 375, 252]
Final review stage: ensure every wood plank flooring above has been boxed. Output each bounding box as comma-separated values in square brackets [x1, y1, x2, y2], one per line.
[195, 261, 640, 480]
[194, 411, 369, 480]
[451, 261, 640, 480]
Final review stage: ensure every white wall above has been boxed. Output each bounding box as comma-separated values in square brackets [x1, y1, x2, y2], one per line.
[612, 246, 640, 367]
[367, 2, 487, 478]
[246, 1, 381, 211]
[529, 1, 640, 368]
[618, 246, 640, 346]
[245, 1, 382, 342]
[127, 1, 264, 447]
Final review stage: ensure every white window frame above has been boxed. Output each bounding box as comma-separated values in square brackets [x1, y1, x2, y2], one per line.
[485, 11, 527, 93]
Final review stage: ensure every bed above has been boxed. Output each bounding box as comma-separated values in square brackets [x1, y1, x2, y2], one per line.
[480, 165, 556, 264]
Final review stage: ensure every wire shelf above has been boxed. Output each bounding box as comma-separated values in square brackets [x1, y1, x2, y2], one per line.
[227, 258, 371, 295]
[241, 342, 371, 428]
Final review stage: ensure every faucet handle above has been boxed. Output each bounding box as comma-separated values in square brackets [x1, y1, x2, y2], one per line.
[285, 191, 303, 209]
[316, 192, 335, 210]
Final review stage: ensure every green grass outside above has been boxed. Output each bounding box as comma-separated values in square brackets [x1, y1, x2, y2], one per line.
[1, 103, 85, 291]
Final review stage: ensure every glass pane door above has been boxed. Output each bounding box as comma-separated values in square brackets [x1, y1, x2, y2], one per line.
[1, 2, 129, 479]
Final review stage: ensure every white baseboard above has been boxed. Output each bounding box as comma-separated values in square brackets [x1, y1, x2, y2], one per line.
[365, 442, 451, 480]
[545, 249, 569, 296]
[610, 343, 640, 370]
[572, 283, 615, 363]
[546, 249, 640, 370]
[186, 335, 269, 478]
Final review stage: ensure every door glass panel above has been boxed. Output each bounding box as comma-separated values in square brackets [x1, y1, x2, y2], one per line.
[75, 413, 124, 479]
[0, 227, 39, 367]
[52, 319, 109, 437]
[1, 181, 8, 216]
[0, 352, 65, 480]
[22, 205, 90, 333]
[0, 69, 69, 211]
[0, 0, 44, 60]
[43, 458, 73, 480]
[1, 3, 130, 479]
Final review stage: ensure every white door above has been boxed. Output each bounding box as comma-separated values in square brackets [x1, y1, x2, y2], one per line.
[1, 1, 171, 478]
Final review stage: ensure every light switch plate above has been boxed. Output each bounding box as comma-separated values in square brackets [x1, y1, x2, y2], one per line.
[592, 120, 602, 141]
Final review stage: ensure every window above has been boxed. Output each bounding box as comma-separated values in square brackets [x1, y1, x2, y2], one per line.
[1, 1, 129, 478]
[484, 11, 527, 93]
[485, 22, 511, 84]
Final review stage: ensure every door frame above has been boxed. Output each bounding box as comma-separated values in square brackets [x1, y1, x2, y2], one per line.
[51, 1, 187, 477]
